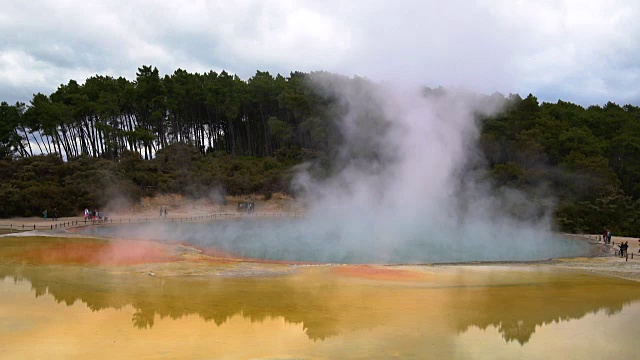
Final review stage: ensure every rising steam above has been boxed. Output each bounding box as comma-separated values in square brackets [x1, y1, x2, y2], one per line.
[83, 75, 589, 263]
[285, 74, 586, 263]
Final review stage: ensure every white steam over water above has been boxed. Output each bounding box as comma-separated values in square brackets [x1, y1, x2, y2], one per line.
[81, 76, 591, 263]
[290, 76, 587, 262]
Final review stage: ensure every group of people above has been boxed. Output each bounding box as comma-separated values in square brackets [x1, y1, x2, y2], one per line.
[603, 228, 640, 258]
[237, 201, 255, 214]
[618, 241, 630, 258]
[84, 208, 108, 223]
[159, 207, 168, 218]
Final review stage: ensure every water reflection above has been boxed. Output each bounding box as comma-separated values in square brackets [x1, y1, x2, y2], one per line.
[2, 236, 640, 358]
[448, 272, 640, 344]
[2, 263, 640, 346]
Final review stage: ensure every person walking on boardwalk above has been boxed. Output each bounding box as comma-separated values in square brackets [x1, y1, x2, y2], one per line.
[618, 242, 628, 258]
[623, 241, 629, 259]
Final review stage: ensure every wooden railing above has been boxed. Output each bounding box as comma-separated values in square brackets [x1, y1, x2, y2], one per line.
[0, 212, 305, 233]
[0, 221, 81, 231]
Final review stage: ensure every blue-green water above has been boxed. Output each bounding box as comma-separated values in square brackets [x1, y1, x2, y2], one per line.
[75, 218, 592, 264]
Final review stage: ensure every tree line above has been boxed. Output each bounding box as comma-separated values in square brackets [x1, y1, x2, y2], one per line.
[0, 66, 339, 160]
[1, 67, 640, 235]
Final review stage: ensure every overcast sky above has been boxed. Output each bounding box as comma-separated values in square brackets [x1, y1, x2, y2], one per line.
[1, 0, 638, 106]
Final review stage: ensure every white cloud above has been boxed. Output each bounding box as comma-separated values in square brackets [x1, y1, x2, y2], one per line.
[485, 0, 640, 103]
[0, 0, 638, 105]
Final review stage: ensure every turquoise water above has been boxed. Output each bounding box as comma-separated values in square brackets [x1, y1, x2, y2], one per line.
[76, 218, 592, 263]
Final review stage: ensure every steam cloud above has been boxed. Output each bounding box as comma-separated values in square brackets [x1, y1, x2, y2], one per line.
[83, 75, 589, 263]
[286, 75, 587, 263]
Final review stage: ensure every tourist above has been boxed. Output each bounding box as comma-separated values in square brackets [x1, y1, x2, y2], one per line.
[160, 207, 163, 218]
[619, 242, 628, 258]
[164, 208, 168, 218]
[84, 208, 89, 221]
[43, 210, 47, 219]
[624, 241, 629, 258]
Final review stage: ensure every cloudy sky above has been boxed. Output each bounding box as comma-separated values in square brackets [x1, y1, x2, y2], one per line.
[1, 0, 638, 106]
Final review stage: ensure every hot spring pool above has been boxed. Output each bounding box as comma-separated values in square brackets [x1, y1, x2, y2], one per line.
[75, 218, 593, 264]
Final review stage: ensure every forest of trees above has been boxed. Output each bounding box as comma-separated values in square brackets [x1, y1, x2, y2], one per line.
[0, 66, 338, 160]
[1, 66, 640, 235]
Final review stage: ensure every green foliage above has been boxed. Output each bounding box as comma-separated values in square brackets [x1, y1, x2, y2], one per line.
[492, 162, 524, 186]
[0, 146, 294, 217]
[3, 67, 640, 235]
[481, 95, 640, 235]
[268, 117, 292, 148]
